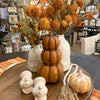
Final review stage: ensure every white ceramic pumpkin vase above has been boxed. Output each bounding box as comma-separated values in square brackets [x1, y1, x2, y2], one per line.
[58, 35, 71, 72]
[28, 44, 43, 72]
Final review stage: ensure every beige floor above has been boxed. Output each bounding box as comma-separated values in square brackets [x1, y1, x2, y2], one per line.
[71, 42, 81, 53]
[70, 32, 81, 53]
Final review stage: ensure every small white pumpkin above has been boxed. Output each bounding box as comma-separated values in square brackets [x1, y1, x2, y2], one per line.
[69, 70, 92, 93]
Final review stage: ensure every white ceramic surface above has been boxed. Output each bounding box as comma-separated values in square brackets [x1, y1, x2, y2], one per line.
[20, 71, 33, 94]
[32, 77, 48, 100]
[28, 44, 43, 72]
[58, 35, 71, 72]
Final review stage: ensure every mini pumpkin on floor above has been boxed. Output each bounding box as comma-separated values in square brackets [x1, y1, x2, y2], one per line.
[37, 33, 64, 83]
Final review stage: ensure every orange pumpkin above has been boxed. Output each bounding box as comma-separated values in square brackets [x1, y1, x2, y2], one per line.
[38, 32, 63, 83]
[37, 63, 63, 83]
[41, 49, 61, 65]
[42, 33, 59, 50]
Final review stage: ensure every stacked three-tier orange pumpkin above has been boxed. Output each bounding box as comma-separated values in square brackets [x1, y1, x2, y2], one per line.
[37, 33, 63, 83]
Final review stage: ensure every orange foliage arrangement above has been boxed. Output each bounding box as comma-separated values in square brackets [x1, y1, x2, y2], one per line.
[75, 0, 84, 8]
[17, 0, 95, 45]
[88, 13, 93, 21]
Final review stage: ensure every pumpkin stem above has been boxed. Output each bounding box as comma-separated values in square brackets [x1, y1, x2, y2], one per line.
[49, 32, 52, 36]
[78, 70, 83, 76]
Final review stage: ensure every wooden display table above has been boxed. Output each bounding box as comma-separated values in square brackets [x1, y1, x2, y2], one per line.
[0, 61, 93, 100]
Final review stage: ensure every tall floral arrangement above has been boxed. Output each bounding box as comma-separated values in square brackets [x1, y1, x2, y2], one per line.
[17, 0, 98, 46]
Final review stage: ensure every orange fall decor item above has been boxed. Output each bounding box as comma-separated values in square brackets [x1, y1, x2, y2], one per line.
[41, 49, 61, 65]
[51, 20, 60, 31]
[72, 13, 78, 24]
[25, 6, 32, 17]
[65, 15, 72, 23]
[46, 4, 55, 18]
[76, 21, 82, 27]
[70, 5, 77, 13]
[53, 0, 64, 10]
[42, 34, 59, 50]
[39, 17, 50, 30]
[40, 7, 47, 18]
[61, 20, 68, 28]
[18, 0, 94, 46]
[75, 0, 84, 8]
[31, 5, 41, 18]
[38, 63, 63, 83]
[88, 13, 93, 21]
[66, 4, 70, 10]
[38, 33, 63, 83]
[40, 0, 47, 3]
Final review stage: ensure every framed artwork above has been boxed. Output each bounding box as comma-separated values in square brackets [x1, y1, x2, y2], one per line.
[9, 15, 18, 24]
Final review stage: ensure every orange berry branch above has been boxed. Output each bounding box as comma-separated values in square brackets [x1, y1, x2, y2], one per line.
[16, 0, 100, 46]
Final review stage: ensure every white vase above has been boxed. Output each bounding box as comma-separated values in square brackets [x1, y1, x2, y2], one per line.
[58, 35, 71, 72]
[28, 44, 43, 72]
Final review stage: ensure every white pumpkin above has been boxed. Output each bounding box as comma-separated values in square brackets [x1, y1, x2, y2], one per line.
[69, 70, 92, 93]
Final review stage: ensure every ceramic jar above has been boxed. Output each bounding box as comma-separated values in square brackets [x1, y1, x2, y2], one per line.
[28, 44, 43, 72]
[58, 35, 71, 72]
